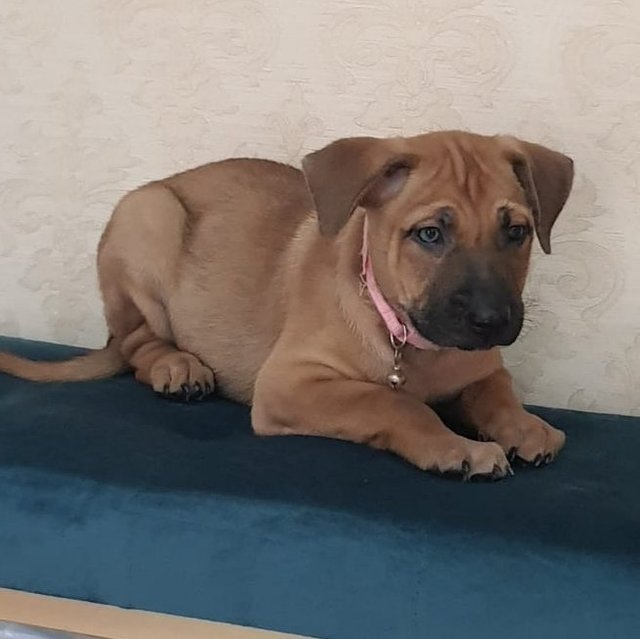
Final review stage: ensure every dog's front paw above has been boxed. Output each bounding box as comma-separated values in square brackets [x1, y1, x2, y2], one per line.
[427, 437, 513, 481]
[478, 412, 565, 467]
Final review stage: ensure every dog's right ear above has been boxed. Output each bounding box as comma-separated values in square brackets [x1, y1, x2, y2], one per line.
[301, 137, 418, 236]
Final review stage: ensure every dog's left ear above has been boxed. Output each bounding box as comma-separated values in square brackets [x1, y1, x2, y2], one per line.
[500, 137, 574, 254]
[302, 136, 418, 236]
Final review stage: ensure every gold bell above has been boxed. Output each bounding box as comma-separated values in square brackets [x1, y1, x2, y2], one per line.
[387, 327, 408, 390]
[387, 370, 406, 389]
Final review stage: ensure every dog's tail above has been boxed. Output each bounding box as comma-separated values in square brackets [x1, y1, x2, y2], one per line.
[0, 337, 128, 382]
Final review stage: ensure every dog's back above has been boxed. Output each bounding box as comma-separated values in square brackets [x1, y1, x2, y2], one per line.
[0, 157, 312, 401]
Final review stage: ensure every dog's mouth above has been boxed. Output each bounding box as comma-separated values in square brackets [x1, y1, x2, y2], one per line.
[408, 308, 524, 352]
[452, 331, 520, 351]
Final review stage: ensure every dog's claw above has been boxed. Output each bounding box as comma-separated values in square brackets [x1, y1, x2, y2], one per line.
[468, 463, 510, 482]
[159, 382, 203, 403]
[437, 460, 471, 482]
[533, 454, 543, 467]
[471, 465, 498, 482]
[543, 453, 553, 465]
[507, 447, 517, 462]
[438, 458, 511, 483]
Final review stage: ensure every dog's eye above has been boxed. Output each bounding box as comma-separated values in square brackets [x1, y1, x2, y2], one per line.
[415, 226, 442, 246]
[506, 224, 528, 243]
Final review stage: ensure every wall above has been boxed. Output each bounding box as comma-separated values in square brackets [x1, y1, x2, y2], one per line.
[1, 0, 639, 414]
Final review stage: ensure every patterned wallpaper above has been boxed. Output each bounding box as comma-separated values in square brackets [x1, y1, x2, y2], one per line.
[1, 0, 639, 414]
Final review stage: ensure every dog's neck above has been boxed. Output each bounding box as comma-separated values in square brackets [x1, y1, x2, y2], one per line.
[360, 217, 437, 351]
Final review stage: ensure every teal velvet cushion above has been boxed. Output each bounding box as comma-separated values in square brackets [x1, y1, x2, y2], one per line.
[0, 337, 639, 638]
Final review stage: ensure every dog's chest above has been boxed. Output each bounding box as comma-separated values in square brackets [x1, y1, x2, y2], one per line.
[403, 349, 501, 402]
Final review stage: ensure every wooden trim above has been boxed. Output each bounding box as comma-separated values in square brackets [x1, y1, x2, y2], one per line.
[0, 589, 311, 639]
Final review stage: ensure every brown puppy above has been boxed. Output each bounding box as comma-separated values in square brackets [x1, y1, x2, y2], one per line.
[0, 131, 574, 480]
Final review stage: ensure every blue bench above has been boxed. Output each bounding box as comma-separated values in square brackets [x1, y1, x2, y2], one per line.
[1, 337, 639, 638]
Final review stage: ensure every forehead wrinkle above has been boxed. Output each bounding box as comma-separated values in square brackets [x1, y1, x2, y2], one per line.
[450, 192, 501, 250]
[465, 149, 498, 204]
[472, 149, 498, 178]
[428, 154, 451, 185]
[442, 139, 497, 205]
[432, 145, 477, 245]
[444, 138, 468, 191]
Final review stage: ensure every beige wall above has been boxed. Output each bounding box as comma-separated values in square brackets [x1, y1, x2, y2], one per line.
[1, 0, 639, 414]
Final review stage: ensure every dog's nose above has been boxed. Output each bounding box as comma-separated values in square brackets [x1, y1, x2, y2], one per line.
[451, 290, 511, 334]
[468, 305, 511, 333]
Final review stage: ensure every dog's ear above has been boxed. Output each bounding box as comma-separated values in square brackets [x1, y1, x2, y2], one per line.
[500, 136, 574, 254]
[301, 137, 418, 236]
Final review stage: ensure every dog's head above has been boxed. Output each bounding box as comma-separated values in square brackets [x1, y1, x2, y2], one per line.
[302, 131, 574, 351]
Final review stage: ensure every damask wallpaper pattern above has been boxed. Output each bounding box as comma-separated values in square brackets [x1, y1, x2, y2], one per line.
[0, 0, 639, 414]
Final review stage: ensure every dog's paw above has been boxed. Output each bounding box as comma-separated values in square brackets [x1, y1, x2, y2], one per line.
[149, 352, 215, 402]
[428, 438, 512, 481]
[478, 412, 565, 467]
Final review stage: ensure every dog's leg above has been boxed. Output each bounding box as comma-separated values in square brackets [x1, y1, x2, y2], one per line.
[253, 374, 512, 480]
[455, 368, 566, 466]
[97, 183, 215, 402]
[101, 285, 215, 402]
[103, 286, 215, 402]
[119, 322, 215, 401]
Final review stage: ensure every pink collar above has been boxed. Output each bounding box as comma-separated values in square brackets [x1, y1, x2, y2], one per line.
[360, 218, 437, 350]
